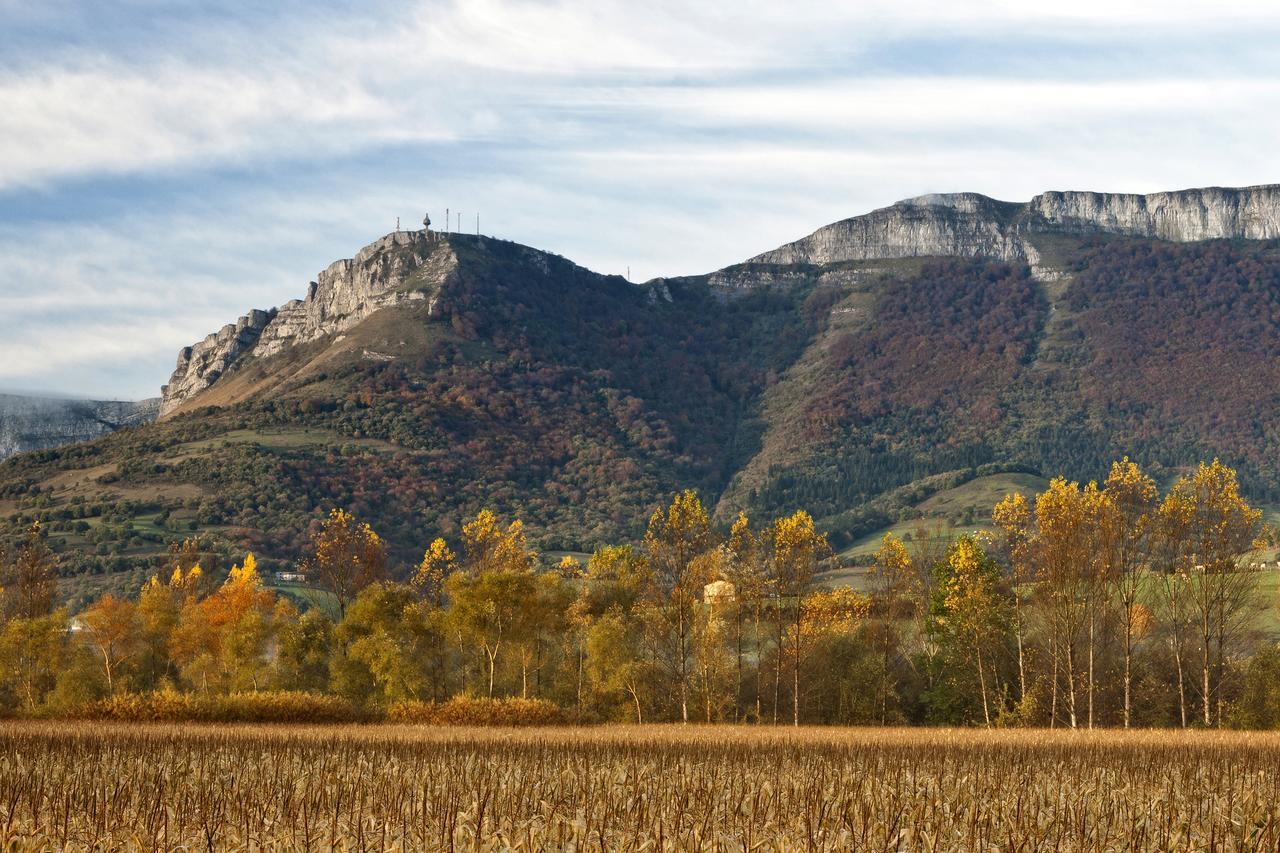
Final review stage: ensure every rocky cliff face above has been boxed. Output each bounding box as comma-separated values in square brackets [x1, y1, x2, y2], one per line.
[161, 230, 451, 416]
[749, 184, 1280, 267]
[1030, 185, 1280, 241]
[0, 394, 159, 460]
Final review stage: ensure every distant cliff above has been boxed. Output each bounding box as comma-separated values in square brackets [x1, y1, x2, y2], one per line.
[0, 394, 159, 460]
[749, 184, 1280, 267]
[161, 231, 448, 416]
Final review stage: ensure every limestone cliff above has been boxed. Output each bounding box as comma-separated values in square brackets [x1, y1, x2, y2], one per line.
[161, 230, 451, 416]
[749, 184, 1280, 267]
[0, 394, 159, 460]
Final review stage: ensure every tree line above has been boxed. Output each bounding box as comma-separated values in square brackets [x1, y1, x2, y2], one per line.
[1, 458, 1278, 727]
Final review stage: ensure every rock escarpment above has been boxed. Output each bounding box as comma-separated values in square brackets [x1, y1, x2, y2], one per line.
[161, 230, 451, 416]
[1030, 186, 1280, 241]
[0, 395, 159, 460]
[750, 184, 1280, 266]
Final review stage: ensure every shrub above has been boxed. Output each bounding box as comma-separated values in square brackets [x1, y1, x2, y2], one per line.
[69, 690, 369, 724]
[387, 696, 566, 726]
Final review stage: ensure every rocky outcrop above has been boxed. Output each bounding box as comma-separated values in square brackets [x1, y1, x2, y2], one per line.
[161, 230, 452, 416]
[1030, 185, 1280, 241]
[0, 394, 159, 460]
[751, 193, 1027, 265]
[749, 184, 1280, 267]
[161, 310, 275, 416]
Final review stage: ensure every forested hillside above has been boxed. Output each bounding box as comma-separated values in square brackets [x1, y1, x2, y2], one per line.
[4, 227, 1280, 606]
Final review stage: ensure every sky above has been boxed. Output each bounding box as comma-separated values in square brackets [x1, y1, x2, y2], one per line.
[4, 1, 1280, 400]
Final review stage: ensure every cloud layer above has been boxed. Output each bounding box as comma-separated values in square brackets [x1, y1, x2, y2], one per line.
[3, 0, 1280, 398]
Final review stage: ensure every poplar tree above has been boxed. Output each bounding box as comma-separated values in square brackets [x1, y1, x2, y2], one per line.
[644, 490, 712, 724]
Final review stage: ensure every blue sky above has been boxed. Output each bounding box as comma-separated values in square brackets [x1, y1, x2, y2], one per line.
[4, 0, 1280, 400]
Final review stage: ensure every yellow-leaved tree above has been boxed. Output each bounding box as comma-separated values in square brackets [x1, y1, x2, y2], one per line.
[934, 536, 1006, 727]
[1098, 457, 1158, 728]
[768, 509, 831, 726]
[1158, 460, 1263, 727]
[992, 492, 1033, 704]
[644, 490, 712, 723]
[412, 538, 456, 606]
[302, 509, 387, 617]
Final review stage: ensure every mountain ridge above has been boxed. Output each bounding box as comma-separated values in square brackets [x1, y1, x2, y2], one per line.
[748, 183, 1280, 268]
[162, 183, 1280, 420]
[8, 181, 1280, 599]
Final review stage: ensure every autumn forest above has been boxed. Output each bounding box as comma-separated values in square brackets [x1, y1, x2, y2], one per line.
[2, 454, 1278, 729]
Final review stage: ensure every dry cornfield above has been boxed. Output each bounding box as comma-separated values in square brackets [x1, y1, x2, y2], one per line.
[2, 723, 1280, 850]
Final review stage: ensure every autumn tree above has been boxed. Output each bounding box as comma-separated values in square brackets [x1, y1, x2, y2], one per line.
[1159, 460, 1263, 726]
[169, 554, 279, 693]
[871, 532, 916, 724]
[568, 545, 652, 712]
[302, 509, 388, 616]
[446, 568, 537, 697]
[0, 522, 57, 621]
[644, 490, 713, 723]
[932, 536, 1007, 726]
[274, 605, 334, 692]
[1098, 458, 1158, 728]
[1033, 477, 1097, 728]
[0, 611, 67, 711]
[767, 510, 832, 726]
[136, 564, 203, 689]
[444, 509, 543, 697]
[801, 588, 875, 723]
[725, 513, 764, 721]
[586, 606, 652, 722]
[512, 572, 568, 699]
[460, 510, 535, 576]
[412, 538, 456, 605]
[691, 547, 734, 722]
[992, 493, 1033, 704]
[77, 594, 142, 694]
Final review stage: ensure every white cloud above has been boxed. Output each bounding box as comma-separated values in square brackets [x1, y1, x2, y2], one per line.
[2, 0, 1280, 396]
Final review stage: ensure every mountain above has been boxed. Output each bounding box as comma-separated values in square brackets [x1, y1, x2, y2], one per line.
[0, 394, 158, 461]
[5, 183, 1280, 603]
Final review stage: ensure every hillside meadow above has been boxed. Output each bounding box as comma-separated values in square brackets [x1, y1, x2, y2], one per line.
[3, 722, 1280, 850]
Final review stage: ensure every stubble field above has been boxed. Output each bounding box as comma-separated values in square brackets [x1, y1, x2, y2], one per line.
[2, 722, 1279, 850]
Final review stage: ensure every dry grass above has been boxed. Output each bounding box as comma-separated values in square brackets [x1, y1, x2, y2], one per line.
[3, 723, 1280, 850]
